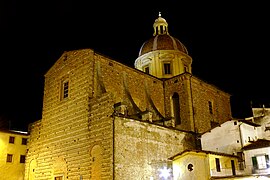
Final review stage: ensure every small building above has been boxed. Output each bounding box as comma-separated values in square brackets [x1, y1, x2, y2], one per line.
[0, 129, 29, 180]
[242, 139, 270, 176]
[201, 116, 270, 178]
[169, 149, 240, 180]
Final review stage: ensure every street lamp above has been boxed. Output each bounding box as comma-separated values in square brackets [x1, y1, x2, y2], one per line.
[159, 166, 171, 179]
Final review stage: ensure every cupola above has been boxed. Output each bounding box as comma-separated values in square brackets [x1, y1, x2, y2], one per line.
[135, 12, 192, 78]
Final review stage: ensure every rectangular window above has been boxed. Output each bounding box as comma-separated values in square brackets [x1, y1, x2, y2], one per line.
[9, 136, 15, 144]
[55, 176, 63, 180]
[252, 155, 270, 169]
[22, 138, 27, 145]
[208, 101, 213, 114]
[20, 155, 26, 163]
[215, 158, 221, 172]
[61, 79, 69, 100]
[164, 63, 171, 74]
[6, 154, 13, 162]
[231, 160, 236, 175]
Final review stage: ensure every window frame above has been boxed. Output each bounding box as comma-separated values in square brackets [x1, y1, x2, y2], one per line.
[215, 158, 221, 172]
[163, 62, 172, 75]
[252, 154, 269, 170]
[208, 101, 213, 114]
[20, 155, 26, 163]
[60, 78, 70, 100]
[6, 154, 13, 163]
[172, 92, 181, 125]
[22, 138, 27, 145]
[9, 136, 15, 144]
[54, 175, 64, 180]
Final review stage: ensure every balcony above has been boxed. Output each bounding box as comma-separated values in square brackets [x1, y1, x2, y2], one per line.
[210, 165, 270, 179]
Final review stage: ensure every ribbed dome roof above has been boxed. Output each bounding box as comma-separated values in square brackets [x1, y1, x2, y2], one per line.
[138, 12, 188, 56]
[139, 34, 188, 56]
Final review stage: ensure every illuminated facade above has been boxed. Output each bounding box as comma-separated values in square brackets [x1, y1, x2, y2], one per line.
[0, 129, 28, 180]
[25, 14, 232, 179]
[170, 150, 240, 180]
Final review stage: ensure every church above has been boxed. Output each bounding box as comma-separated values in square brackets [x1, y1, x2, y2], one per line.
[25, 13, 232, 179]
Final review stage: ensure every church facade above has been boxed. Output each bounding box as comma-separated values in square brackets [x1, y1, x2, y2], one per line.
[25, 13, 232, 179]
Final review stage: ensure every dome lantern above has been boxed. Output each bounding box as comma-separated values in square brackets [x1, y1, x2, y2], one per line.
[153, 12, 169, 36]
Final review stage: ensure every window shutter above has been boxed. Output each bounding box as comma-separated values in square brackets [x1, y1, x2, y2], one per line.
[266, 155, 269, 168]
[252, 157, 258, 169]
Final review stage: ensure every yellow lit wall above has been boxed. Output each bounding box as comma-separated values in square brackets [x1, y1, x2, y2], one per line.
[172, 151, 210, 180]
[0, 130, 28, 180]
[208, 154, 239, 177]
[171, 150, 240, 180]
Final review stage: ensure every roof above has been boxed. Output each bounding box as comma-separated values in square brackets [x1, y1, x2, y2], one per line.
[139, 34, 188, 56]
[200, 119, 260, 136]
[242, 139, 270, 150]
[138, 13, 188, 57]
[238, 119, 261, 127]
[0, 129, 29, 135]
[169, 149, 239, 160]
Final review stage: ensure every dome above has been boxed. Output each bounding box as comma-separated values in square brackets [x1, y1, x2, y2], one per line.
[139, 34, 188, 56]
[138, 12, 188, 57]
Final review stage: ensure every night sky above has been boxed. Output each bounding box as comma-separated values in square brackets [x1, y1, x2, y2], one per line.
[1, 1, 269, 131]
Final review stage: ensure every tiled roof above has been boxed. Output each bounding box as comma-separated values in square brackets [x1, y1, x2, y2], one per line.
[238, 119, 261, 127]
[169, 149, 239, 160]
[242, 139, 270, 150]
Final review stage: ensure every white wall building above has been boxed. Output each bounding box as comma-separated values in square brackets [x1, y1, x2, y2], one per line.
[242, 140, 270, 175]
[201, 119, 261, 155]
[200, 113, 270, 178]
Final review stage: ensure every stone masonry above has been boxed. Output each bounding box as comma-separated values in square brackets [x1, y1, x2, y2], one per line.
[25, 48, 232, 179]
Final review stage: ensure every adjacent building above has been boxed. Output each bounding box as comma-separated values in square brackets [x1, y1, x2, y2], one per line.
[199, 107, 270, 179]
[0, 129, 28, 180]
[170, 149, 241, 180]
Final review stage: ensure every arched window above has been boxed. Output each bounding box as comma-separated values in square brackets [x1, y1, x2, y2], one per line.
[172, 92, 181, 125]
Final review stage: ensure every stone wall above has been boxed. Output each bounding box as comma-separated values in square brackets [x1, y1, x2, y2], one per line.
[97, 54, 165, 120]
[25, 49, 95, 179]
[191, 76, 232, 133]
[164, 74, 194, 131]
[25, 48, 232, 179]
[88, 92, 115, 179]
[164, 74, 232, 133]
[114, 117, 196, 179]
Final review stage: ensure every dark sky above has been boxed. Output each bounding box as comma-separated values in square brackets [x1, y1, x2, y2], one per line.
[1, 1, 269, 131]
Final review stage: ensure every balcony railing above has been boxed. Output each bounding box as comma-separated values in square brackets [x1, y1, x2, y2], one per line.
[210, 165, 270, 178]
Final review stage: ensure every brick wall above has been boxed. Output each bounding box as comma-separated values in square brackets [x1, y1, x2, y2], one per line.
[114, 117, 196, 179]
[164, 74, 232, 133]
[25, 49, 95, 179]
